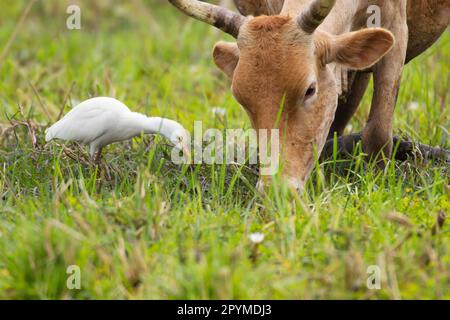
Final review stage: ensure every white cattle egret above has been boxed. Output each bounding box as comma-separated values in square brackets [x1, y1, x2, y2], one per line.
[45, 97, 190, 163]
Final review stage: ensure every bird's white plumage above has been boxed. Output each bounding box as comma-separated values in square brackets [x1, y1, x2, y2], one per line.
[45, 97, 189, 159]
[45, 97, 130, 145]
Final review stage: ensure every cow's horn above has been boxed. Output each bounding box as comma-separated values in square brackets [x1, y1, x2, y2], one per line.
[297, 0, 336, 34]
[168, 0, 245, 38]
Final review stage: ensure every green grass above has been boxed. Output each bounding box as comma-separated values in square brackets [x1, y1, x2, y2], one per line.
[0, 0, 449, 299]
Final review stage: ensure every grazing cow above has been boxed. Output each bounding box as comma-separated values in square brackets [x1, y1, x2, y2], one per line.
[168, 0, 449, 190]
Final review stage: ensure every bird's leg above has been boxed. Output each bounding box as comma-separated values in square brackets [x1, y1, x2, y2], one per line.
[93, 148, 113, 182]
[93, 147, 103, 165]
[102, 159, 112, 181]
[91, 148, 103, 193]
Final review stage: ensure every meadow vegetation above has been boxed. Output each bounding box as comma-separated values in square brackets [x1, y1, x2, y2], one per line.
[0, 0, 448, 299]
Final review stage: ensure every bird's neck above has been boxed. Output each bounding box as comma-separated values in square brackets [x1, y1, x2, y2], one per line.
[124, 113, 176, 140]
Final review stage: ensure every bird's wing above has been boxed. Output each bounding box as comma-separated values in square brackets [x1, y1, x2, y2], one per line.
[46, 108, 115, 144]
[45, 98, 129, 144]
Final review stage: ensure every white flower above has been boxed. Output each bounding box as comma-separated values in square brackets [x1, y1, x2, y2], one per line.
[211, 107, 226, 117]
[345, 124, 353, 133]
[249, 232, 264, 244]
[407, 101, 420, 111]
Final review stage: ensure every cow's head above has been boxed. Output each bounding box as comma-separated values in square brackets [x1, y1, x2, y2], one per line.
[169, 0, 394, 190]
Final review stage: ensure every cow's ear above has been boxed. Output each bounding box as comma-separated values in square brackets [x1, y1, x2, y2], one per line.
[317, 29, 395, 70]
[213, 41, 240, 79]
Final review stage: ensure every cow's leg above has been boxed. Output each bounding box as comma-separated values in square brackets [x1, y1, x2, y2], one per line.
[328, 71, 371, 139]
[321, 133, 450, 163]
[362, 3, 408, 163]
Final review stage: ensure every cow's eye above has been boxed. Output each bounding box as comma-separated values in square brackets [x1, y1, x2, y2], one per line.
[305, 82, 316, 99]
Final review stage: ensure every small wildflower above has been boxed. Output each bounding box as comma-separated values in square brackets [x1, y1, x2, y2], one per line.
[211, 107, 226, 117]
[345, 124, 353, 133]
[249, 232, 264, 244]
[407, 101, 420, 111]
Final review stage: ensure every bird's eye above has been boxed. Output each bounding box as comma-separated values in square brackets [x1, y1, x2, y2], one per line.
[305, 82, 316, 99]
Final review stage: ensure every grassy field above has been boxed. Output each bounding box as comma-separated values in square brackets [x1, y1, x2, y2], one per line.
[0, 0, 449, 299]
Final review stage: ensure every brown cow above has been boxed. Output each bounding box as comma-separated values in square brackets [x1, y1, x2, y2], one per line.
[168, 0, 449, 190]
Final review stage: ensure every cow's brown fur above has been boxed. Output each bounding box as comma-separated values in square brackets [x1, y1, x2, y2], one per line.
[215, 0, 449, 189]
[169, 0, 449, 190]
[214, 14, 395, 189]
